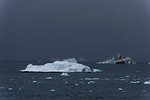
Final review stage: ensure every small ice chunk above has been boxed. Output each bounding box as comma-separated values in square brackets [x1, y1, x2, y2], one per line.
[65, 82, 68, 84]
[85, 78, 100, 81]
[89, 90, 93, 92]
[87, 81, 96, 84]
[118, 88, 123, 91]
[80, 81, 85, 84]
[120, 77, 123, 79]
[131, 81, 140, 84]
[32, 81, 37, 83]
[75, 83, 79, 86]
[144, 81, 150, 84]
[120, 78, 126, 81]
[45, 77, 52, 80]
[0, 87, 5, 89]
[8, 88, 13, 91]
[50, 89, 56, 92]
[93, 69, 102, 72]
[61, 73, 70, 76]
[125, 76, 129, 78]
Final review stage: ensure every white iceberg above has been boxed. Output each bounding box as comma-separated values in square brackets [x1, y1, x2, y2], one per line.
[21, 58, 92, 72]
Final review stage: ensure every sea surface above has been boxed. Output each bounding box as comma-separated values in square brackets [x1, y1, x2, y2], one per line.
[0, 61, 150, 100]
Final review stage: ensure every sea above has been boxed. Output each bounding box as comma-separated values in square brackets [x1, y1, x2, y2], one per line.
[0, 61, 150, 100]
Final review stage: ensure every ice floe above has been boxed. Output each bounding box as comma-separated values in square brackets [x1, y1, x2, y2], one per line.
[45, 77, 52, 80]
[61, 73, 70, 76]
[50, 89, 56, 92]
[118, 88, 123, 91]
[144, 81, 150, 84]
[32, 81, 37, 83]
[65, 82, 68, 84]
[93, 69, 102, 72]
[84, 78, 100, 81]
[8, 88, 13, 91]
[21, 58, 94, 72]
[87, 81, 96, 84]
[130, 81, 140, 84]
[125, 76, 129, 78]
[75, 83, 79, 86]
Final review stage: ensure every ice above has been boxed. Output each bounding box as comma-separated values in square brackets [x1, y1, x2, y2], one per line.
[125, 76, 129, 78]
[65, 82, 68, 84]
[93, 69, 102, 72]
[21, 58, 92, 72]
[85, 78, 100, 81]
[61, 73, 70, 76]
[50, 89, 56, 92]
[75, 83, 79, 86]
[8, 88, 13, 91]
[32, 81, 37, 83]
[80, 81, 85, 84]
[45, 77, 52, 80]
[0, 87, 5, 89]
[118, 88, 123, 91]
[104, 78, 110, 80]
[144, 81, 150, 84]
[87, 81, 96, 84]
[130, 81, 140, 84]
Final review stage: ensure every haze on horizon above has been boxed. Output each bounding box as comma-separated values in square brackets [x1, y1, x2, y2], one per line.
[0, 0, 150, 62]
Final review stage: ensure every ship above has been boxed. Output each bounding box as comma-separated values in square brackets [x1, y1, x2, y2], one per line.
[96, 53, 136, 64]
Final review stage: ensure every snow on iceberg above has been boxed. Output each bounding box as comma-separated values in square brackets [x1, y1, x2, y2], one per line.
[21, 58, 93, 72]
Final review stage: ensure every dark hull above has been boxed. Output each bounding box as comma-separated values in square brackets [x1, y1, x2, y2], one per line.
[116, 61, 126, 64]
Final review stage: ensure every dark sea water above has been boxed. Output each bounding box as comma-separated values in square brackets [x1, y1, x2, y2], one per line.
[0, 61, 150, 100]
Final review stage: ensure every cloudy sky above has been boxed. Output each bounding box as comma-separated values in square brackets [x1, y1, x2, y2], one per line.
[0, 0, 150, 61]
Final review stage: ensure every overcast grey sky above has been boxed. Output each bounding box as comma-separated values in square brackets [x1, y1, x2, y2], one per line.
[0, 0, 150, 61]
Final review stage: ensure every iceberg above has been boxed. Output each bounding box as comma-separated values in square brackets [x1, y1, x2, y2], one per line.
[21, 58, 92, 72]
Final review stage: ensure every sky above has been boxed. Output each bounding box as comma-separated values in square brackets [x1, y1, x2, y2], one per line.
[0, 0, 150, 61]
